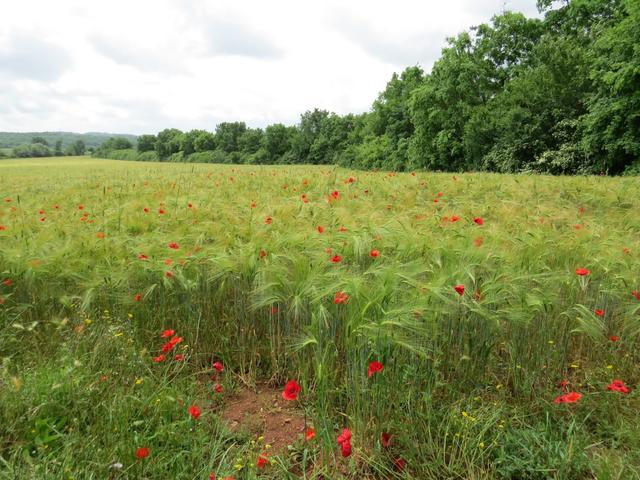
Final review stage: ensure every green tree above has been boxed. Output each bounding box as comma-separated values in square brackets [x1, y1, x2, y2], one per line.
[137, 135, 157, 153]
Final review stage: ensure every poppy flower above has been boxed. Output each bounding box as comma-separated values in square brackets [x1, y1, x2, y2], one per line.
[607, 380, 629, 394]
[214, 383, 224, 393]
[133, 293, 142, 302]
[558, 379, 570, 390]
[594, 309, 605, 317]
[334, 291, 350, 304]
[331, 190, 340, 199]
[158, 208, 165, 214]
[450, 215, 460, 222]
[474, 237, 483, 247]
[473, 217, 484, 225]
[575, 268, 590, 276]
[317, 225, 325, 234]
[337, 428, 351, 445]
[78, 205, 84, 210]
[394, 458, 407, 472]
[153, 354, 165, 362]
[161, 329, 176, 338]
[271, 306, 278, 314]
[330, 255, 342, 263]
[282, 380, 301, 401]
[168, 242, 179, 249]
[188, 405, 201, 420]
[368, 361, 384, 378]
[346, 177, 356, 183]
[632, 291, 640, 301]
[0, 226, 6, 231]
[381, 432, 392, 448]
[2, 279, 13, 287]
[174, 354, 185, 361]
[164, 259, 173, 265]
[259, 249, 267, 258]
[370, 249, 379, 258]
[256, 453, 268, 469]
[305, 428, 316, 441]
[143, 207, 150, 213]
[609, 335, 619, 342]
[135, 447, 150, 459]
[454, 284, 465, 296]
[554, 392, 582, 404]
[138, 253, 149, 260]
[212, 361, 224, 373]
[264, 216, 272, 225]
[250, 202, 257, 208]
[187, 203, 193, 208]
[165, 271, 174, 278]
[338, 225, 347, 232]
[340, 441, 352, 458]
[337, 428, 352, 458]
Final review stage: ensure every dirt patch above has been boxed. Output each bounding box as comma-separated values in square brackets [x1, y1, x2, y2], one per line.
[221, 383, 307, 453]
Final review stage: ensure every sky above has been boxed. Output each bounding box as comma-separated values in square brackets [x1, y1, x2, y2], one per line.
[0, 0, 541, 135]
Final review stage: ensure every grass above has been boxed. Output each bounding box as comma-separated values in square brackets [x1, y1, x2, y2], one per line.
[0, 156, 639, 479]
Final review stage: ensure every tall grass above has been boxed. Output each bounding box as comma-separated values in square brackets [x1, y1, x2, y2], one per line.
[1, 156, 639, 478]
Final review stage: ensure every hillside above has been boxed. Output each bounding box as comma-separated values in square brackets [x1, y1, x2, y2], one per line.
[0, 131, 137, 149]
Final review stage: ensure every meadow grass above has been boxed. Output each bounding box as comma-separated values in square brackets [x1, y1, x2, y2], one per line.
[0, 156, 639, 479]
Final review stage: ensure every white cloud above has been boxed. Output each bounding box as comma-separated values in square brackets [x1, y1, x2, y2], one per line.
[0, 0, 542, 134]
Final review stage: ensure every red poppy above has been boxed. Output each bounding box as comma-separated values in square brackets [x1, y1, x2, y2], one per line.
[370, 249, 379, 258]
[2, 279, 13, 287]
[161, 329, 176, 338]
[78, 205, 84, 210]
[138, 253, 149, 260]
[305, 428, 316, 441]
[338, 225, 347, 232]
[450, 215, 460, 222]
[133, 293, 142, 302]
[271, 306, 278, 314]
[331, 190, 340, 199]
[135, 447, 150, 459]
[330, 255, 342, 263]
[153, 354, 165, 362]
[346, 177, 356, 183]
[609, 335, 619, 342]
[573, 224, 583, 230]
[250, 201, 257, 208]
[594, 309, 605, 317]
[213, 361, 224, 373]
[96, 232, 105, 239]
[381, 432, 392, 448]
[143, 207, 150, 213]
[158, 208, 165, 214]
[632, 291, 640, 301]
[164, 259, 173, 265]
[394, 458, 407, 472]
[282, 380, 301, 401]
[334, 291, 350, 304]
[161, 336, 183, 352]
[256, 453, 268, 469]
[337, 428, 352, 458]
[4, 198, 11, 203]
[474, 237, 483, 247]
[454, 284, 465, 296]
[473, 217, 484, 225]
[168, 242, 179, 249]
[214, 383, 224, 393]
[607, 379, 629, 394]
[259, 249, 267, 258]
[368, 361, 384, 378]
[264, 216, 272, 225]
[174, 354, 184, 361]
[188, 203, 193, 208]
[317, 225, 325, 234]
[188, 405, 201, 420]
[554, 392, 582, 404]
[0, 226, 6, 231]
[558, 379, 570, 390]
[165, 271, 174, 278]
[575, 268, 590, 276]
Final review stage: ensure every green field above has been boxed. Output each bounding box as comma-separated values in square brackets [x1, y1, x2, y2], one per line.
[1, 156, 639, 479]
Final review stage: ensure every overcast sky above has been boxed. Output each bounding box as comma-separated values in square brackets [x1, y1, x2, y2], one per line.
[0, 0, 541, 135]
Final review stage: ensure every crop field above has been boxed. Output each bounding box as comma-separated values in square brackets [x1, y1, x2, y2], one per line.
[1, 156, 639, 479]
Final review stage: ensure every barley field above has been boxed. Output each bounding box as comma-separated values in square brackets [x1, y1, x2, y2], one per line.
[1, 156, 639, 479]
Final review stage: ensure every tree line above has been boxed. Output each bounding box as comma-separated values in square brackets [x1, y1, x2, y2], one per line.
[96, 0, 638, 175]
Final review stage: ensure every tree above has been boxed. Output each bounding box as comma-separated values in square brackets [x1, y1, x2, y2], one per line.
[31, 136, 49, 146]
[215, 122, 247, 153]
[155, 129, 183, 159]
[137, 134, 157, 153]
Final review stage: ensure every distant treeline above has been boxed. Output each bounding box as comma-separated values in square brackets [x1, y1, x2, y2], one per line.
[0, 132, 137, 159]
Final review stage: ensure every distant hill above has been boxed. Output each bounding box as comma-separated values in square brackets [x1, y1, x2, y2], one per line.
[0, 132, 137, 149]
